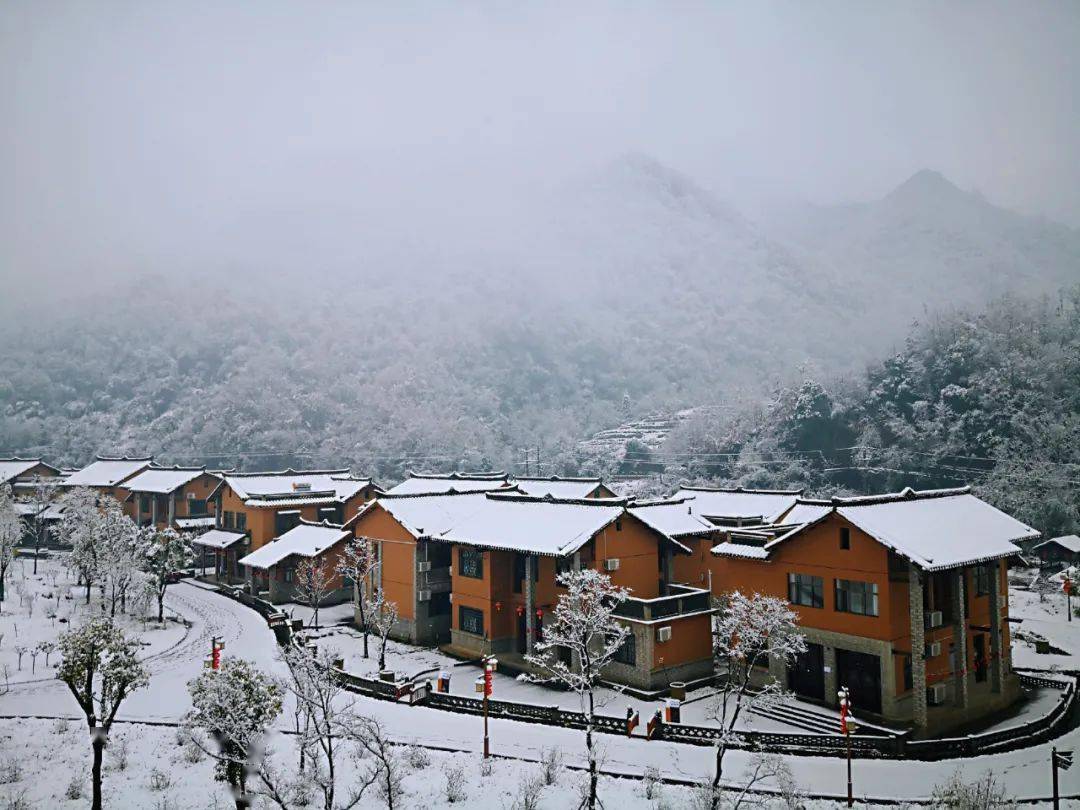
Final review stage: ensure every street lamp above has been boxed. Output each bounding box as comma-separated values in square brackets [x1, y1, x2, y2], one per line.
[838, 687, 856, 807]
[479, 655, 498, 758]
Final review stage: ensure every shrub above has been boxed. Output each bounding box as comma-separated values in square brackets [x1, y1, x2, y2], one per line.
[0, 758, 21, 785]
[109, 736, 130, 771]
[442, 762, 467, 804]
[64, 774, 83, 800]
[512, 771, 544, 810]
[404, 745, 430, 770]
[540, 747, 562, 786]
[148, 768, 171, 791]
[643, 765, 661, 800]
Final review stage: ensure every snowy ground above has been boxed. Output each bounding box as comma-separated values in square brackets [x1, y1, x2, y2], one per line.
[0, 556, 188, 688]
[2, 576, 1080, 805]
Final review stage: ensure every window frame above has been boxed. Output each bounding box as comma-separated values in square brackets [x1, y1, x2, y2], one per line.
[614, 632, 636, 666]
[459, 547, 484, 579]
[458, 605, 484, 636]
[787, 572, 824, 609]
[834, 578, 879, 617]
[839, 526, 851, 550]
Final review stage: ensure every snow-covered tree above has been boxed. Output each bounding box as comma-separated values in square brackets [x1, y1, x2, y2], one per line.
[59, 487, 103, 604]
[137, 527, 193, 622]
[295, 556, 333, 628]
[706, 591, 806, 809]
[930, 769, 1015, 809]
[25, 476, 57, 574]
[281, 644, 369, 810]
[336, 536, 378, 658]
[56, 617, 150, 810]
[350, 716, 404, 810]
[524, 568, 630, 810]
[0, 485, 20, 608]
[363, 588, 399, 672]
[97, 499, 140, 617]
[185, 657, 283, 810]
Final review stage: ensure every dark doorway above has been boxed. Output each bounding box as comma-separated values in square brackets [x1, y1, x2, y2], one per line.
[974, 634, 988, 682]
[836, 649, 882, 715]
[788, 642, 825, 700]
[517, 610, 527, 653]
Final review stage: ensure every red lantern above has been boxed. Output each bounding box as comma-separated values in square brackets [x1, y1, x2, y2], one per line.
[535, 608, 544, 618]
[515, 606, 525, 617]
[494, 601, 503, 612]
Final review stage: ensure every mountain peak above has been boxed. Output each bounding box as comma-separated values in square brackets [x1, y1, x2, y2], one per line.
[885, 169, 968, 205]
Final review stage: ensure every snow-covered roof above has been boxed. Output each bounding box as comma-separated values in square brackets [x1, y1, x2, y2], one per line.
[629, 499, 719, 539]
[766, 488, 1039, 571]
[777, 502, 832, 526]
[358, 492, 495, 537]
[121, 466, 214, 494]
[429, 495, 626, 557]
[238, 521, 350, 569]
[1035, 535, 1080, 554]
[385, 472, 512, 496]
[192, 528, 248, 550]
[176, 516, 217, 529]
[63, 456, 152, 488]
[711, 542, 770, 560]
[513, 477, 610, 499]
[219, 470, 372, 506]
[0, 458, 57, 485]
[673, 486, 801, 524]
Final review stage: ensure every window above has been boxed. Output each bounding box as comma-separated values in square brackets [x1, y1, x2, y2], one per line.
[974, 564, 992, 597]
[903, 655, 913, 691]
[459, 548, 484, 579]
[459, 606, 484, 636]
[556, 556, 574, 579]
[223, 511, 234, 529]
[139, 495, 150, 513]
[840, 527, 851, 550]
[615, 517, 622, 532]
[835, 579, 879, 616]
[188, 498, 207, 516]
[275, 511, 301, 535]
[236, 512, 247, 531]
[614, 633, 636, 666]
[787, 573, 824, 608]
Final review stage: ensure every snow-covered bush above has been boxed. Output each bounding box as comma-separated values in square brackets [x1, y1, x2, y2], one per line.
[511, 771, 544, 810]
[442, 762, 467, 803]
[643, 765, 661, 800]
[540, 746, 562, 786]
[108, 736, 129, 771]
[404, 745, 430, 770]
[147, 768, 171, 791]
[64, 774, 83, 800]
[0, 757, 21, 785]
[930, 769, 1016, 809]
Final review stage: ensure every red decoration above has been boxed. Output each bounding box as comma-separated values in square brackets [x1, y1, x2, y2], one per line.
[536, 608, 544, 618]
[483, 668, 493, 697]
[515, 606, 525, 617]
[494, 601, 502, 612]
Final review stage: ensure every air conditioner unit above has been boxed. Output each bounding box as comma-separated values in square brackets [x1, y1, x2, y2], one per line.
[926, 610, 944, 629]
[604, 558, 621, 572]
[928, 683, 948, 705]
[925, 641, 942, 658]
[417, 561, 432, 573]
[418, 590, 431, 602]
[657, 626, 672, 643]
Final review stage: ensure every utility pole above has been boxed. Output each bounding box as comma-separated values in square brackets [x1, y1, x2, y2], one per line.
[1052, 747, 1073, 810]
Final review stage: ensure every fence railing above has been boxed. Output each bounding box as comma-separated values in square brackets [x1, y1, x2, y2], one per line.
[218, 584, 1078, 761]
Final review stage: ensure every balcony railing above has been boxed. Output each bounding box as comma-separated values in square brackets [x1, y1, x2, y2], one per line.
[614, 584, 712, 621]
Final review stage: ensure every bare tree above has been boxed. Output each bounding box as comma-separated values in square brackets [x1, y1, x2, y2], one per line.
[336, 536, 378, 657]
[349, 716, 404, 810]
[295, 556, 334, 628]
[97, 500, 141, 617]
[707, 591, 806, 809]
[56, 617, 150, 810]
[930, 769, 1016, 809]
[27, 476, 54, 574]
[184, 656, 283, 810]
[0, 485, 21, 609]
[138, 527, 193, 622]
[364, 588, 399, 672]
[524, 568, 630, 810]
[281, 644, 369, 810]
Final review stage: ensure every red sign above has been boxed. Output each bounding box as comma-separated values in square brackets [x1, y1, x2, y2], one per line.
[483, 668, 493, 697]
[1064, 579, 1073, 595]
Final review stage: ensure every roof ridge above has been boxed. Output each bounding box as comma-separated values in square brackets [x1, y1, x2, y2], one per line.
[485, 491, 628, 507]
[680, 485, 804, 495]
[144, 464, 207, 472]
[818, 486, 972, 507]
[514, 476, 602, 483]
[404, 470, 508, 481]
[0, 457, 43, 462]
[226, 468, 351, 478]
[379, 490, 502, 501]
[297, 517, 346, 530]
[95, 455, 153, 462]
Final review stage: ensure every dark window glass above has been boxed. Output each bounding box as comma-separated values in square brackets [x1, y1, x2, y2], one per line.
[459, 606, 484, 636]
[236, 512, 247, 531]
[275, 511, 301, 535]
[556, 556, 574, 579]
[188, 498, 207, 516]
[903, 656, 913, 691]
[139, 495, 150, 513]
[459, 548, 483, 579]
[429, 592, 451, 617]
[614, 632, 636, 666]
[787, 573, 824, 608]
[974, 565, 992, 596]
[840, 527, 851, 550]
[835, 579, 879, 616]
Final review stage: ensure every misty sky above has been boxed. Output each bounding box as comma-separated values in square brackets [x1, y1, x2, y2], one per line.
[2, 1, 1078, 291]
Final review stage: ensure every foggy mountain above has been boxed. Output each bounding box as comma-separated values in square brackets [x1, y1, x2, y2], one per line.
[1, 157, 1075, 477]
[765, 169, 1080, 334]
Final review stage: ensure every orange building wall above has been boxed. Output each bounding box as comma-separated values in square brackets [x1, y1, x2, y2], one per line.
[589, 514, 664, 599]
[348, 504, 417, 621]
[652, 612, 712, 670]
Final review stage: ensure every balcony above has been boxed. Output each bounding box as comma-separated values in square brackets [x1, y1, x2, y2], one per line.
[613, 584, 713, 621]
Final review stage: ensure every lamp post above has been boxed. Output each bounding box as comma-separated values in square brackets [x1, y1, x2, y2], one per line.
[838, 687, 855, 807]
[479, 655, 497, 758]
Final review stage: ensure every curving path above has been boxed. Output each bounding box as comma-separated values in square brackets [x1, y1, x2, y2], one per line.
[2, 582, 1077, 804]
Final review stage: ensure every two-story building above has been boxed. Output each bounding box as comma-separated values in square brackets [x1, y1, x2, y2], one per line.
[118, 465, 221, 530]
[346, 490, 714, 692]
[709, 486, 1039, 736]
[0, 458, 61, 488]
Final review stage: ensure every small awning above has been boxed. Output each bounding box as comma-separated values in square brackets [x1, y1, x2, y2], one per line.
[191, 529, 247, 550]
